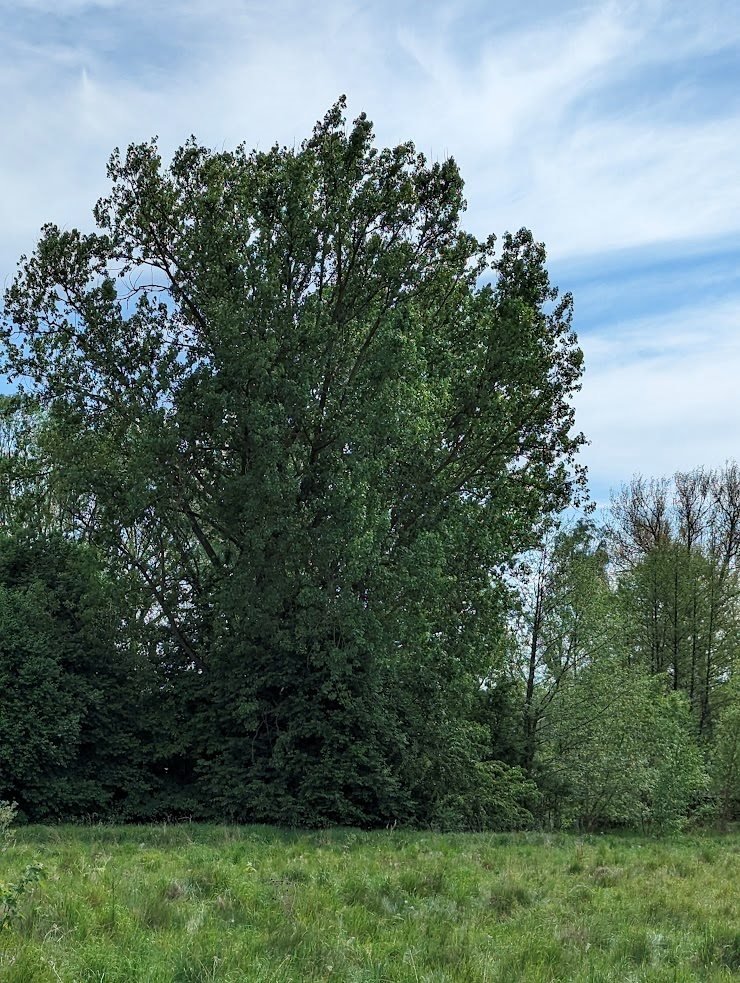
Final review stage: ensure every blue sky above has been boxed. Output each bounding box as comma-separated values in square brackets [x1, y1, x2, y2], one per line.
[1, 0, 739, 504]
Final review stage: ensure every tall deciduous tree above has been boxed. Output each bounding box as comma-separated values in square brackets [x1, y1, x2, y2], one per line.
[2, 100, 585, 825]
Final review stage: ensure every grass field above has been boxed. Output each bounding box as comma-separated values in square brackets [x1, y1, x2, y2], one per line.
[0, 825, 738, 982]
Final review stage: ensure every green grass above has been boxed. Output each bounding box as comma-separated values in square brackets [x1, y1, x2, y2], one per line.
[1, 825, 738, 981]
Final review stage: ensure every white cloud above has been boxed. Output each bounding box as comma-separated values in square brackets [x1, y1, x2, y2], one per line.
[576, 299, 740, 494]
[0, 0, 738, 495]
[1, 0, 738, 266]
[6, 0, 122, 9]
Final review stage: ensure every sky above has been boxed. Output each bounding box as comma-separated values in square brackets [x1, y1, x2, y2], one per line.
[1, 0, 738, 505]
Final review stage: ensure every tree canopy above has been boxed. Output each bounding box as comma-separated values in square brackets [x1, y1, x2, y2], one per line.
[0, 100, 585, 826]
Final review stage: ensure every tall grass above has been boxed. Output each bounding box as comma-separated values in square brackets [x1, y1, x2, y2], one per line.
[1, 825, 738, 981]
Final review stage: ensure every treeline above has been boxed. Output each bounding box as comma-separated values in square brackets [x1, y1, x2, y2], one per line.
[0, 103, 737, 830]
[1, 417, 737, 830]
[486, 467, 740, 831]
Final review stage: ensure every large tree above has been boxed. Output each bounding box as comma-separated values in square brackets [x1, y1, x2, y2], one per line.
[2, 100, 585, 825]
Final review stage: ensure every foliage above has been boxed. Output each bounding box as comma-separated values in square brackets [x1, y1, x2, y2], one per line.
[514, 520, 615, 772]
[424, 752, 537, 832]
[506, 514, 721, 832]
[610, 468, 740, 735]
[0, 801, 43, 934]
[0, 801, 17, 850]
[0, 533, 146, 821]
[1, 100, 585, 827]
[711, 676, 740, 824]
[647, 692, 710, 833]
[535, 663, 707, 831]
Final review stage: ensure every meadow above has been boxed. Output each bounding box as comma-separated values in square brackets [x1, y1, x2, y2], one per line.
[0, 825, 738, 982]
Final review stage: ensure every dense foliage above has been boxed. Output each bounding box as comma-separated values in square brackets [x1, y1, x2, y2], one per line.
[0, 102, 582, 826]
[500, 468, 740, 831]
[0, 102, 737, 829]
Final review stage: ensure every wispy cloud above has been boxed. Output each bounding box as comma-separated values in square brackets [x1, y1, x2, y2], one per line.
[577, 298, 740, 498]
[1, 0, 738, 260]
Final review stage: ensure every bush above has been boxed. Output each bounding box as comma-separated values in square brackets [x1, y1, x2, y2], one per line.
[0, 799, 44, 932]
[0, 799, 17, 848]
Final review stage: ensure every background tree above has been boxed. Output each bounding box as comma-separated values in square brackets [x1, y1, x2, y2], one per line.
[501, 515, 713, 831]
[505, 520, 615, 774]
[538, 662, 707, 832]
[610, 467, 740, 737]
[710, 674, 740, 824]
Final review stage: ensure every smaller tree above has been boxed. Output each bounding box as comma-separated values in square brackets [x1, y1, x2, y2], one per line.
[538, 664, 707, 832]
